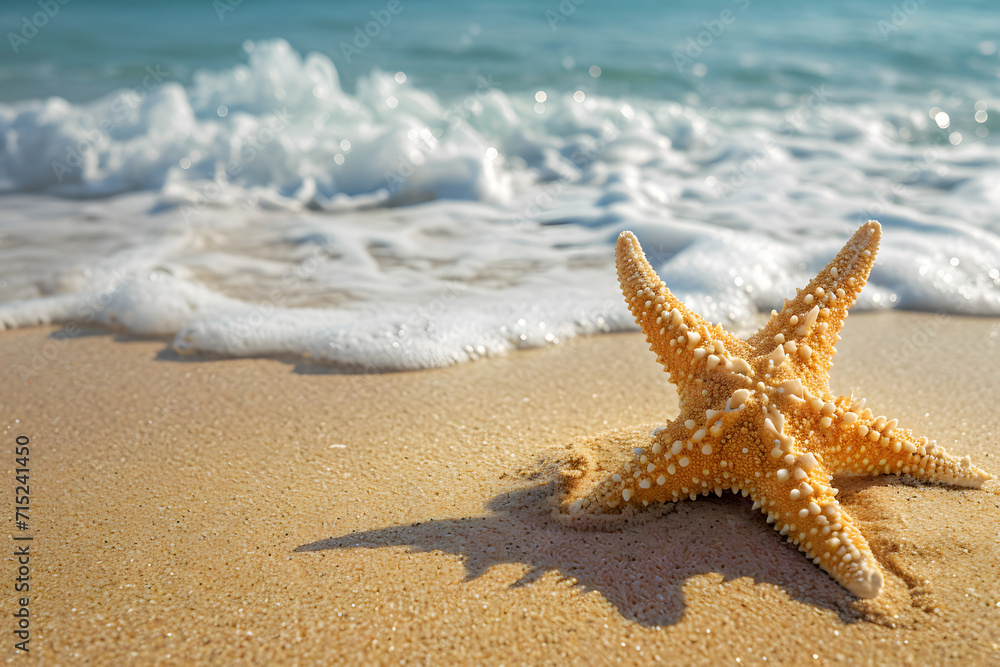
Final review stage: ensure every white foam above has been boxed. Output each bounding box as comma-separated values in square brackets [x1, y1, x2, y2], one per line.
[0, 39, 519, 211]
[2, 40, 999, 369]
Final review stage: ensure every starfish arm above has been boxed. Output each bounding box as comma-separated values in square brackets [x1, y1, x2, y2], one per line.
[748, 221, 881, 390]
[566, 419, 729, 513]
[748, 443, 884, 599]
[616, 231, 749, 401]
[810, 404, 993, 487]
[558, 221, 993, 599]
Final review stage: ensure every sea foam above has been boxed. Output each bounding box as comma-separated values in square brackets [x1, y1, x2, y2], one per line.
[1, 40, 998, 370]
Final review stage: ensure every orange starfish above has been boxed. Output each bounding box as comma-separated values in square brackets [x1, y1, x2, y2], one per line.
[561, 221, 991, 598]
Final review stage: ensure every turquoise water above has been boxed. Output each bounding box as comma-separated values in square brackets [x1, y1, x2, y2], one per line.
[3, 0, 998, 108]
[1, 0, 998, 368]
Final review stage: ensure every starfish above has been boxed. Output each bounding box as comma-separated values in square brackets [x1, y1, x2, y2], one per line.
[560, 220, 991, 598]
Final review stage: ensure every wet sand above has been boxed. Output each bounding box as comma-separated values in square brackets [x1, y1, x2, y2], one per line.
[1, 311, 999, 664]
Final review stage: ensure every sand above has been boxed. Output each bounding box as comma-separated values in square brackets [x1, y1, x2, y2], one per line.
[1, 311, 999, 665]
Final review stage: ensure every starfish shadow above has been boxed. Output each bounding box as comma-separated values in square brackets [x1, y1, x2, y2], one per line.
[295, 481, 864, 626]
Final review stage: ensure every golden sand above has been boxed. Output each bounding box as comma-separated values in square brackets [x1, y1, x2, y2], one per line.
[1, 312, 998, 664]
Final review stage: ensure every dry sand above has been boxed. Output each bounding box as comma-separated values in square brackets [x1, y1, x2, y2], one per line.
[1, 311, 999, 665]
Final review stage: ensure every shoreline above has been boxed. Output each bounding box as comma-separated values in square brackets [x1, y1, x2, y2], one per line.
[2, 311, 998, 664]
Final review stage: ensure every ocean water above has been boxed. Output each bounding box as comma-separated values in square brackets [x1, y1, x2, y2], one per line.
[1, 0, 999, 369]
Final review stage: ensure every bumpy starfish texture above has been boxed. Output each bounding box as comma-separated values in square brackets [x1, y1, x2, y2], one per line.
[561, 221, 991, 598]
